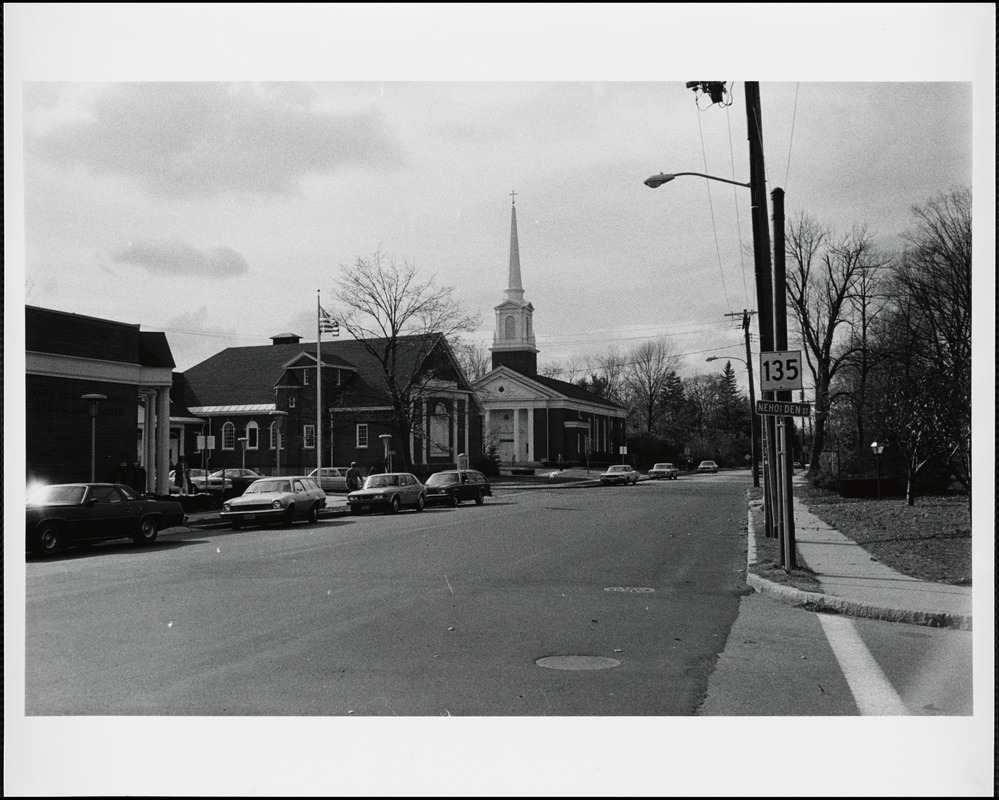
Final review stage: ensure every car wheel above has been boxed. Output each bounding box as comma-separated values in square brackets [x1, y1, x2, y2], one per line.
[415, 494, 426, 512]
[308, 503, 320, 524]
[475, 488, 485, 505]
[34, 522, 64, 556]
[283, 505, 295, 526]
[388, 495, 401, 514]
[449, 491, 459, 507]
[132, 517, 159, 546]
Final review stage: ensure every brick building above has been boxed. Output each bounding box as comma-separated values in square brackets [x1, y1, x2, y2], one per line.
[177, 331, 483, 478]
[25, 306, 176, 493]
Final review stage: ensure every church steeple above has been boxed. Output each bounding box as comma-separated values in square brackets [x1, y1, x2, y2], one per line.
[506, 191, 525, 304]
[491, 192, 538, 375]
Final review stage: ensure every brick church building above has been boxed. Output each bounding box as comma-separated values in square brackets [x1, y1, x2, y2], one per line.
[473, 197, 627, 466]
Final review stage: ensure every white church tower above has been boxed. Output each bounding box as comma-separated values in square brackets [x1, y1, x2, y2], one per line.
[491, 192, 539, 376]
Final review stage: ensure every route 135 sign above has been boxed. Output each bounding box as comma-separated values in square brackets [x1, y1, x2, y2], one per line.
[759, 351, 803, 392]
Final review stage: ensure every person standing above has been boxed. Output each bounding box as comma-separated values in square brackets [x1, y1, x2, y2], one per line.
[175, 455, 189, 495]
[345, 461, 363, 492]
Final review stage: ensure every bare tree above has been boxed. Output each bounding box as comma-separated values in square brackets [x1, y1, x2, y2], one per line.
[624, 338, 683, 434]
[583, 347, 629, 405]
[332, 250, 479, 469]
[785, 214, 884, 475]
[894, 187, 972, 492]
[452, 338, 493, 383]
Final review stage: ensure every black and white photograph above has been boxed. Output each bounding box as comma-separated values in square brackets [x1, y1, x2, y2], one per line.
[5, 4, 994, 797]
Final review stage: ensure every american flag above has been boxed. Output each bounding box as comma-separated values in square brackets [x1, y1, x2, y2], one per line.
[319, 306, 340, 336]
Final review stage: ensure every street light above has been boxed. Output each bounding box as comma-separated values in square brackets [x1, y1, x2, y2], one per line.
[706, 356, 758, 488]
[644, 171, 750, 190]
[379, 434, 393, 473]
[81, 394, 108, 482]
[237, 436, 249, 470]
[870, 441, 886, 500]
[270, 410, 288, 476]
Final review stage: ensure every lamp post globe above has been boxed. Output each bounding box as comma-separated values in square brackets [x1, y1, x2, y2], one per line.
[81, 394, 108, 482]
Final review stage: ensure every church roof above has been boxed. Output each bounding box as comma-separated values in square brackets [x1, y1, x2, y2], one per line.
[530, 374, 626, 410]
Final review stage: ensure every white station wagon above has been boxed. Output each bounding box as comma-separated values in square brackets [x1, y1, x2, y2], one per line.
[221, 476, 326, 530]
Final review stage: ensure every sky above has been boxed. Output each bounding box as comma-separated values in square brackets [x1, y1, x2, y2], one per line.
[5, 4, 995, 797]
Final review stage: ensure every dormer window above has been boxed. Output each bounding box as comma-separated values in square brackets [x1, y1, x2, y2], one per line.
[303, 370, 310, 386]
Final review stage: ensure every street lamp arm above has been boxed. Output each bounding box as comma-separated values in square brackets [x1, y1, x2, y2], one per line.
[706, 355, 748, 366]
[645, 172, 750, 189]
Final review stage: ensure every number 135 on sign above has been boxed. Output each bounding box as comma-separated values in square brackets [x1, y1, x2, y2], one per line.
[759, 351, 803, 392]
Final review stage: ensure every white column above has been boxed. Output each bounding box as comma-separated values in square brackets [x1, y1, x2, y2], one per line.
[512, 407, 520, 464]
[143, 391, 155, 489]
[464, 399, 470, 457]
[156, 386, 171, 495]
[452, 398, 459, 463]
[526, 405, 534, 463]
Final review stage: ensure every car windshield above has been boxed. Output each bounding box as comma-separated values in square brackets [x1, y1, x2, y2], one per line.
[27, 484, 87, 505]
[653, 464, 668, 469]
[426, 472, 459, 487]
[365, 475, 400, 488]
[608, 466, 626, 472]
[245, 479, 291, 494]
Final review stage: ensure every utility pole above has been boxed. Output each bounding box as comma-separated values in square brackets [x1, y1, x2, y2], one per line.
[724, 309, 759, 488]
[745, 81, 779, 541]
[772, 187, 796, 568]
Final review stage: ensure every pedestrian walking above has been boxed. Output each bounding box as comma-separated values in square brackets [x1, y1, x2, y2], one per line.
[345, 461, 363, 492]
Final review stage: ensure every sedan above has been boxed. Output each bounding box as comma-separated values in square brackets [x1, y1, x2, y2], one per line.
[168, 467, 212, 493]
[347, 472, 426, 514]
[424, 469, 493, 507]
[220, 476, 326, 530]
[599, 464, 639, 485]
[697, 460, 719, 473]
[26, 482, 187, 556]
[648, 462, 680, 480]
[308, 466, 350, 493]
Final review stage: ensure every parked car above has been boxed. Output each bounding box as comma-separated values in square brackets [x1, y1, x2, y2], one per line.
[424, 469, 493, 507]
[308, 466, 350, 493]
[347, 472, 426, 514]
[220, 476, 326, 530]
[26, 482, 187, 556]
[209, 468, 264, 494]
[599, 464, 639, 485]
[697, 460, 719, 473]
[648, 462, 680, 480]
[168, 467, 212, 493]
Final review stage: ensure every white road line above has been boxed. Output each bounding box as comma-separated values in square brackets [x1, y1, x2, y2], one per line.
[818, 614, 909, 715]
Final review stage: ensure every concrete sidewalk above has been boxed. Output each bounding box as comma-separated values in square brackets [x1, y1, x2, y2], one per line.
[747, 479, 973, 630]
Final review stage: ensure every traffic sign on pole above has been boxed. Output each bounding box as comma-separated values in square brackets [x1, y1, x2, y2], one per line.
[759, 350, 804, 392]
[756, 399, 811, 417]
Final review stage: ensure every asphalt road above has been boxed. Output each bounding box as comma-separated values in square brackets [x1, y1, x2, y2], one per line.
[25, 473, 750, 716]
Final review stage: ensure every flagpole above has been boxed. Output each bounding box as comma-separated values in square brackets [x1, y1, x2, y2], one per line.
[317, 290, 322, 477]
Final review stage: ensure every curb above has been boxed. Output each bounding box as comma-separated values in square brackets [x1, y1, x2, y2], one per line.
[745, 572, 973, 631]
[744, 495, 973, 631]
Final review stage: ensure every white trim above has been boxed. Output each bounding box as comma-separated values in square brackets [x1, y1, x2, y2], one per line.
[27, 350, 173, 388]
[331, 405, 394, 413]
[189, 404, 275, 414]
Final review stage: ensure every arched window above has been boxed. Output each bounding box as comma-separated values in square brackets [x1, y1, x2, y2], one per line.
[504, 315, 516, 340]
[222, 422, 235, 450]
[526, 316, 532, 338]
[430, 402, 450, 456]
[270, 421, 279, 450]
[246, 421, 259, 450]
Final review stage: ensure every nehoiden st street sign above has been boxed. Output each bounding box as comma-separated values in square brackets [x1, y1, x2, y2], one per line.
[756, 400, 812, 417]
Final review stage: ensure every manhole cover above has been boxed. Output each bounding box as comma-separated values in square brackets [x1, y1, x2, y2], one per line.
[535, 655, 621, 671]
[604, 586, 656, 594]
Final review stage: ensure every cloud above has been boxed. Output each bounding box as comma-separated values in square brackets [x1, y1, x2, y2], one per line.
[27, 83, 407, 197]
[108, 238, 249, 277]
